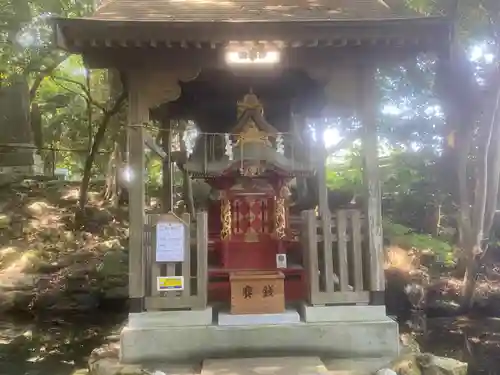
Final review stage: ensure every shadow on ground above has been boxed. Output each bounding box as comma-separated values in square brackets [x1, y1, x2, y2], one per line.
[421, 317, 500, 375]
[0, 312, 125, 375]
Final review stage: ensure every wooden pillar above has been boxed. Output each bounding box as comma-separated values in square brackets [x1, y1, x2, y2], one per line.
[358, 63, 385, 303]
[291, 112, 312, 203]
[316, 121, 335, 293]
[127, 74, 149, 313]
[160, 117, 173, 212]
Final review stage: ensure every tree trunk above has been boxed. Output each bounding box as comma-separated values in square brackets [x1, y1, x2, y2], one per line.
[104, 140, 124, 207]
[103, 71, 127, 207]
[86, 69, 93, 151]
[458, 69, 500, 311]
[78, 112, 113, 217]
[461, 242, 481, 311]
[77, 88, 127, 223]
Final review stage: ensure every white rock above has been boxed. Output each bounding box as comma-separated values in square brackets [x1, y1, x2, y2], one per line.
[26, 201, 50, 217]
[429, 356, 468, 375]
[376, 369, 397, 375]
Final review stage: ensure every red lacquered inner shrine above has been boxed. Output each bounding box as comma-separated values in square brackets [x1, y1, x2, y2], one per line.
[185, 93, 313, 303]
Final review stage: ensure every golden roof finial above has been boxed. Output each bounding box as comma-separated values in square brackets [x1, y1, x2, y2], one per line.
[237, 89, 263, 117]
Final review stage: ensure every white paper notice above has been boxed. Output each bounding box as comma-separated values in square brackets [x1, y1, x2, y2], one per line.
[155, 222, 185, 262]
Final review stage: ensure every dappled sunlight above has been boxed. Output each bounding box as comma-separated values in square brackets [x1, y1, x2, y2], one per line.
[0, 314, 124, 375]
[0, 180, 129, 312]
[2, 250, 43, 273]
[0, 246, 20, 266]
[62, 188, 80, 201]
[422, 316, 500, 371]
[386, 246, 416, 272]
[26, 201, 54, 218]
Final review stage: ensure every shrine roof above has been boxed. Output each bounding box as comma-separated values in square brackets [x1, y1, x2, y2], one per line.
[53, 1, 455, 55]
[91, 0, 433, 22]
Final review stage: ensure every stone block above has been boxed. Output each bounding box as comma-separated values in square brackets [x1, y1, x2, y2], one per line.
[324, 357, 395, 375]
[218, 309, 300, 326]
[127, 309, 213, 329]
[300, 304, 387, 323]
[387, 353, 467, 375]
[201, 357, 328, 375]
[120, 318, 399, 364]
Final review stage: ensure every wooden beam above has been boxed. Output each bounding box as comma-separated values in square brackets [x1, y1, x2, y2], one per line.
[358, 62, 385, 293]
[82, 43, 437, 71]
[56, 17, 451, 54]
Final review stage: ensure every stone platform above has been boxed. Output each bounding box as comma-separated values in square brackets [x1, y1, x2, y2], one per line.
[89, 348, 467, 375]
[120, 306, 399, 364]
[90, 350, 395, 375]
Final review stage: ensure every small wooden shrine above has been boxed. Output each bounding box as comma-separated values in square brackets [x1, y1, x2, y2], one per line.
[53, 0, 455, 364]
[184, 92, 313, 303]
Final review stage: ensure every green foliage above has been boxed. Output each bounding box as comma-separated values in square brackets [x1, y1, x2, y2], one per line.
[0, 0, 93, 83]
[325, 147, 363, 194]
[35, 56, 116, 177]
[384, 220, 455, 264]
[326, 145, 453, 234]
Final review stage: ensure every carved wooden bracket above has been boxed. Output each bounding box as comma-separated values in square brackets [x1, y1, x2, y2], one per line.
[127, 67, 201, 111]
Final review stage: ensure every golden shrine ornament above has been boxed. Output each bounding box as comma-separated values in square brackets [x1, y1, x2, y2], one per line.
[240, 164, 263, 177]
[237, 122, 271, 146]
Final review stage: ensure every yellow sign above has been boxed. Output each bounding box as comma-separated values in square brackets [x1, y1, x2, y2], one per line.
[157, 276, 184, 291]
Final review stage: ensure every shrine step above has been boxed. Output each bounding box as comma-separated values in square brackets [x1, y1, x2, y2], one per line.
[323, 357, 395, 375]
[201, 357, 328, 375]
[200, 356, 394, 375]
[88, 356, 395, 375]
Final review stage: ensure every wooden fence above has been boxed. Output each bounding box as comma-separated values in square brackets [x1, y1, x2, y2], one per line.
[143, 211, 208, 311]
[302, 209, 372, 305]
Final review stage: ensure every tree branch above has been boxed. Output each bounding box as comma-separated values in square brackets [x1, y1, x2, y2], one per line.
[50, 75, 107, 112]
[29, 56, 68, 101]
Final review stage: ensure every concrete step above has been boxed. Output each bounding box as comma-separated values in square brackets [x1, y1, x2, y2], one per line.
[199, 356, 393, 375]
[323, 357, 393, 375]
[201, 357, 329, 375]
[92, 356, 393, 375]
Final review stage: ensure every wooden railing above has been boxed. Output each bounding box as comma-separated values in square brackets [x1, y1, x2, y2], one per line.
[143, 212, 208, 311]
[302, 209, 372, 305]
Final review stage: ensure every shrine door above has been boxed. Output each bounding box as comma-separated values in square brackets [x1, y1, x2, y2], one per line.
[229, 196, 276, 269]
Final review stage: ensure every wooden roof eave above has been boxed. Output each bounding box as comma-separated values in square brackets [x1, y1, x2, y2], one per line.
[52, 16, 453, 54]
